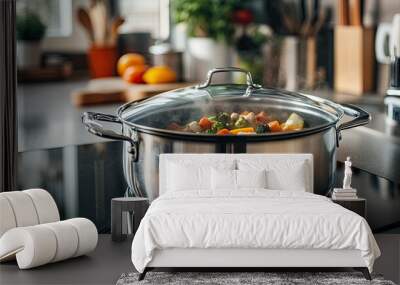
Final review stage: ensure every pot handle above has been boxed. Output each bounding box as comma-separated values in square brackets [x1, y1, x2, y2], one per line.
[82, 112, 138, 160]
[336, 104, 371, 146]
[196, 67, 262, 89]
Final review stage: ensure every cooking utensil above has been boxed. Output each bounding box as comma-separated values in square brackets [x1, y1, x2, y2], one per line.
[77, 8, 94, 43]
[82, 67, 370, 200]
[311, 8, 327, 35]
[363, 0, 377, 28]
[337, 0, 349, 25]
[109, 17, 125, 46]
[349, 0, 362, 26]
[89, 1, 108, 46]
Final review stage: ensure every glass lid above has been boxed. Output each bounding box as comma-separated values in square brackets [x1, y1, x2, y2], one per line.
[118, 68, 344, 138]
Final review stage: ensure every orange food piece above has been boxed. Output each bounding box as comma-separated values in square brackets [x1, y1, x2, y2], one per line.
[122, 65, 148, 84]
[255, 111, 269, 124]
[117, 53, 146, 76]
[229, 127, 255, 135]
[268, 121, 282, 132]
[216, 128, 230, 135]
[143, 66, 177, 84]
[199, 117, 212, 130]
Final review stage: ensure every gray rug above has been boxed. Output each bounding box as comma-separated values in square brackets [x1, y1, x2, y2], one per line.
[116, 272, 396, 285]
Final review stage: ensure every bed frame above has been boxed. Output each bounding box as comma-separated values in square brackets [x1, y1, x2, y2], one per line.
[138, 154, 372, 281]
[138, 249, 371, 280]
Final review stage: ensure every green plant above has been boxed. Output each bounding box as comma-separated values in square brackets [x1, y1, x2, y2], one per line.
[172, 0, 239, 43]
[16, 11, 46, 41]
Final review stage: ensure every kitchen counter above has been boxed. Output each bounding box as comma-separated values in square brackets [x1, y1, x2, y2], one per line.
[307, 88, 400, 184]
[339, 110, 400, 185]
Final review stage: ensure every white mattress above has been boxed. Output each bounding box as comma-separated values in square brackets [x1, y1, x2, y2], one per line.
[131, 190, 380, 273]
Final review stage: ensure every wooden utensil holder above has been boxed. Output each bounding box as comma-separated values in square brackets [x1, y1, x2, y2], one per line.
[334, 26, 375, 95]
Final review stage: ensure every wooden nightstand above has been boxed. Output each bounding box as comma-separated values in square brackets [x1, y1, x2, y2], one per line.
[332, 198, 366, 218]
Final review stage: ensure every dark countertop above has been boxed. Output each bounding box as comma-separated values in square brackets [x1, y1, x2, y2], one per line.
[338, 111, 400, 185]
[313, 89, 400, 184]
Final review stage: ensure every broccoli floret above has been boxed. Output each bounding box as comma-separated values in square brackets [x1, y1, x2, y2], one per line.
[217, 112, 230, 125]
[234, 116, 249, 128]
[256, 124, 270, 134]
[205, 129, 216, 134]
[212, 121, 226, 132]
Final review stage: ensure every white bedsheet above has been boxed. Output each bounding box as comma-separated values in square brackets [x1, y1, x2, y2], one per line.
[131, 190, 380, 273]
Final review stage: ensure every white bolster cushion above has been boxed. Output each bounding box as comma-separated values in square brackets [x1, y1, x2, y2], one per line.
[0, 189, 60, 238]
[0, 191, 39, 228]
[0, 196, 17, 237]
[65, 218, 98, 257]
[23, 189, 60, 224]
[0, 218, 98, 269]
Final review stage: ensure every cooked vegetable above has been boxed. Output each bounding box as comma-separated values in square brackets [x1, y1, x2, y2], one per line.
[230, 127, 255, 135]
[199, 117, 213, 130]
[217, 112, 230, 125]
[230, 112, 239, 121]
[188, 121, 202, 133]
[282, 113, 304, 131]
[244, 112, 255, 125]
[216, 128, 230, 135]
[255, 124, 270, 134]
[212, 121, 226, 133]
[174, 111, 305, 135]
[208, 115, 217, 121]
[205, 129, 215, 134]
[268, 120, 282, 132]
[234, 116, 249, 128]
[255, 111, 268, 124]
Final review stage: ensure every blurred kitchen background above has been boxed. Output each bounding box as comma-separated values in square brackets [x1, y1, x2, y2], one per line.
[17, 0, 400, 151]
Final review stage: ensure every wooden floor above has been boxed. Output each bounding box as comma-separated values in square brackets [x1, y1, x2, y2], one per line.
[0, 234, 399, 285]
[0, 235, 134, 285]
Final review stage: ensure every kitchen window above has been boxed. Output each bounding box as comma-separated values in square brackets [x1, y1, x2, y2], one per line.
[17, 0, 73, 38]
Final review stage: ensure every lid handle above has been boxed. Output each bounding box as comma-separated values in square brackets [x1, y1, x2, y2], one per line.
[196, 67, 261, 89]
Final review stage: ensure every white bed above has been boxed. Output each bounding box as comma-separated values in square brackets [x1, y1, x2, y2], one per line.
[131, 154, 380, 280]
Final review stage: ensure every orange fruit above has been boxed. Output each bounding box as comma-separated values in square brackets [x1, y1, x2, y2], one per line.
[143, 66, 177, 84]
[117, 53, 146, 76]
[123, 65, 148, 84]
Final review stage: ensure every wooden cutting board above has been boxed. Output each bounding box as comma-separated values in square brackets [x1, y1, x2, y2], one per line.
[72, 77, 194, 106]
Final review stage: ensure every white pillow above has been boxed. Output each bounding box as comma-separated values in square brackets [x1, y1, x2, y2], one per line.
[211, 168, 236, 190]
[167, 160, 235, 192]
[211, 169, 267, 191]
[266, 165, 307, 191]
[236, 169, 267, 189]
[237, 158, 310, 192]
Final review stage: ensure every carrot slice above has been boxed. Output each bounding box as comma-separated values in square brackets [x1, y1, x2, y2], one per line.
[229, 127, 255, 135]
[268, 121, 282, 132]
[216, 128, 230, 135]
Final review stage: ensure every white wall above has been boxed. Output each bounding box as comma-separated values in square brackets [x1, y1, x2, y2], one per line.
[41, 0, 90, 52]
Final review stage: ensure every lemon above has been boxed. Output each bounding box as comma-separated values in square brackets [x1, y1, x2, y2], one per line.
[143, 66, 177, 84]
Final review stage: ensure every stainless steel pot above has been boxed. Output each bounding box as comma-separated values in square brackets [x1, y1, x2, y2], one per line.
[82, 67, 370, 200]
